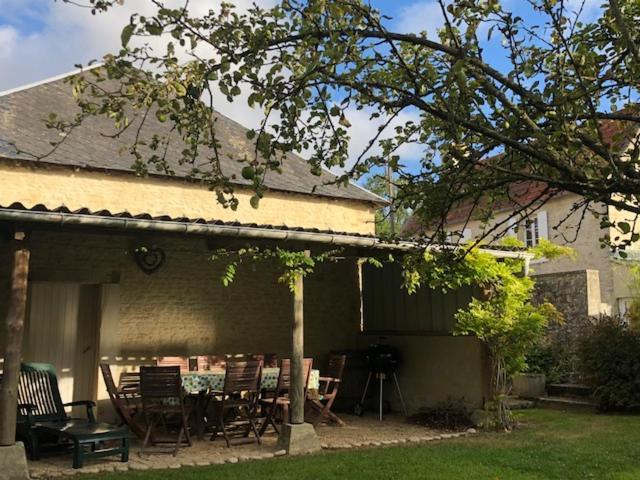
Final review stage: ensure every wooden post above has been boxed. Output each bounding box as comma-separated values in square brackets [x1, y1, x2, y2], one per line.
[289, 251, 308, 425]
[0, 231, 30, 446]
[276, 250, 321, 454]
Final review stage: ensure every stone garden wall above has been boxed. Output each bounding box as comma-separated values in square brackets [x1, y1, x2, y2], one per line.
[532, 269, 600, 351]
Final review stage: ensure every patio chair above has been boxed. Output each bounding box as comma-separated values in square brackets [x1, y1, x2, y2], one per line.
[139, 366, 192, 456]
[250, 353, 278, 368]
[155, 356, 190, 372]
[196, 355, 228, 371]
[118, 371, 141, 396]
[259, 358, 313, 435]
[309, 354, 347, 426]
[99, 364, 145, 439]
[209, 360, 263, 447]
[17, 362, 129, 469]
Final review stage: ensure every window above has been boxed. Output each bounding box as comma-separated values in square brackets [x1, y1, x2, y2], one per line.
[617, 297, 635, 324]
[525, 211, 548, 247]
[525, 218, 539, 247]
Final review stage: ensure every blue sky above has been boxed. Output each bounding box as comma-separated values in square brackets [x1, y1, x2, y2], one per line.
[0, 0, 455, 91]
[0, 0, 603, 177]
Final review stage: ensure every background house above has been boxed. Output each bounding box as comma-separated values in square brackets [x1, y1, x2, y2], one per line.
[403, 119, 640, 327]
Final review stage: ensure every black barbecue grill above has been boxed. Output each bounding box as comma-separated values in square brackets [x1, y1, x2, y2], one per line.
[354, 344, 407, 420]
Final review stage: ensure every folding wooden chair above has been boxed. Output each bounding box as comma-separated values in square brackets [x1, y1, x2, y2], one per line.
[259, 358, 313, 435]
[209, 360, 263, 447]
[309, 354, 347, 426]
[100, 364, 145, 439]
[139, 366, 192, 456]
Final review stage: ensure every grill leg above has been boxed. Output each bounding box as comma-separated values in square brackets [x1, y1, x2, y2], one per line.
[360, 372, 372, 405]
[392, 372, 408, 416]
[379, 374, 383, 422]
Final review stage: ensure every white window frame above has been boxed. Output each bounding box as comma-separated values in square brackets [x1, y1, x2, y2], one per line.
[525, 211, 548, 247]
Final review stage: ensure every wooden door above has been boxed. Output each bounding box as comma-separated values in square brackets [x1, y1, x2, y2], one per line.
[24, 283, 102, 415]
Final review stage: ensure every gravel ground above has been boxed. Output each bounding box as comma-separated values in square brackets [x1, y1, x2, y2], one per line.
[27, 413, 447, 478]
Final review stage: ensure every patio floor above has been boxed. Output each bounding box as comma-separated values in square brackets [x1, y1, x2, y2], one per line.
[27, 415, 472, 478]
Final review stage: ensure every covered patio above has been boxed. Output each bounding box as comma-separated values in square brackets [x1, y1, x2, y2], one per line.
[0, 202, 424, 473]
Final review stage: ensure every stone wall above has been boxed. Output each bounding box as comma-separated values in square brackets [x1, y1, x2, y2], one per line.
[13, 231, 363, 361]
[532, 269, 600, 348]
[0, 162, 377, 235]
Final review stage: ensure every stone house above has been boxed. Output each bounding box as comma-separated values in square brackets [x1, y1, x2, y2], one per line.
[403, 122, 640, 322]
[0, 68, 526, 422]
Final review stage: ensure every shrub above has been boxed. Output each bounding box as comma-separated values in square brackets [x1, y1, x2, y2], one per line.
[525, 338, 575, 384]
[578, 316, 640, 411]
[407, 398, 473, 431]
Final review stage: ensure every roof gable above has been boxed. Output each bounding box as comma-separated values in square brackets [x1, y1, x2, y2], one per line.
[0, 68, 384, 204]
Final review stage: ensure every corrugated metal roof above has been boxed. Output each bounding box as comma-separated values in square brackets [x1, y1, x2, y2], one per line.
[0, 201, 379, 239]
[0, 202, 528, 254]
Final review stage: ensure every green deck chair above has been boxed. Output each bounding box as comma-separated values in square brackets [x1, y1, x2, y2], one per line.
[17, 362, 129, 469]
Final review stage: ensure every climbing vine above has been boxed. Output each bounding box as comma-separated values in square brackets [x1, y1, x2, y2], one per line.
[402, 238, 571, 430]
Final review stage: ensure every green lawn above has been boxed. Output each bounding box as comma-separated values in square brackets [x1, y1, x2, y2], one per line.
[85, 409, 640, 479]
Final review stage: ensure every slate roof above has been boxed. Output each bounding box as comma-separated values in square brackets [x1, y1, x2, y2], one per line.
[0, 68, 384, 204]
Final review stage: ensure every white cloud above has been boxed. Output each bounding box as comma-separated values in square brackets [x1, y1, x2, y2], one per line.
[0, 25, 18, 58]
[0, 1, 272, 91]
[394, 1, 446, 36]
[329, 107, 424, 176]
[0, 0, 425, 175]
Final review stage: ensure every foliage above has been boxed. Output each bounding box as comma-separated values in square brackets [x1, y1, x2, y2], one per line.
[625, 264, 640, 329]
[407, 397, 473, 431]
[578, 316, 640, 412]
[363, 174, 411, 237]
[210, 247, 341, 291]
[401, 241, 568, 429]
[524, 338, 575, 384]
[53, 0, 640, 250]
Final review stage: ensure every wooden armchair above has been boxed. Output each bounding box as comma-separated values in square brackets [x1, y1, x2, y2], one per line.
[118, 371, 141, 398]
[259, 358, 313, 435]
[18, 362, 129, 469]
[139, 366, 192, 456]
[100, 363, 145, 439]
[309, 354, 346, 426]
[209, 360, 263, 447]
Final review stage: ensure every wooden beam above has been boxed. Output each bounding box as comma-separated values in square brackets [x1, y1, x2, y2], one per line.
[289, 250, 309, 425]
[0, 231, 30, 446]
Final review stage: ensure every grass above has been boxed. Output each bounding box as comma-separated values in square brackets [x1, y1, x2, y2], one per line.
[85, 409, 640, 479]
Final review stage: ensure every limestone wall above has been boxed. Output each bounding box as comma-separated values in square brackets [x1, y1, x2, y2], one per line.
[0, 162, 377, 235]
[358, 334, 490, 412]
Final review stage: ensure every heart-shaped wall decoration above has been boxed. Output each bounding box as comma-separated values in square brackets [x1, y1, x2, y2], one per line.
[134, 245, 166, 275]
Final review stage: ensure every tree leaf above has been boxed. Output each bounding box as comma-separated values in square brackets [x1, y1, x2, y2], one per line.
[121, 24, 135, 47]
